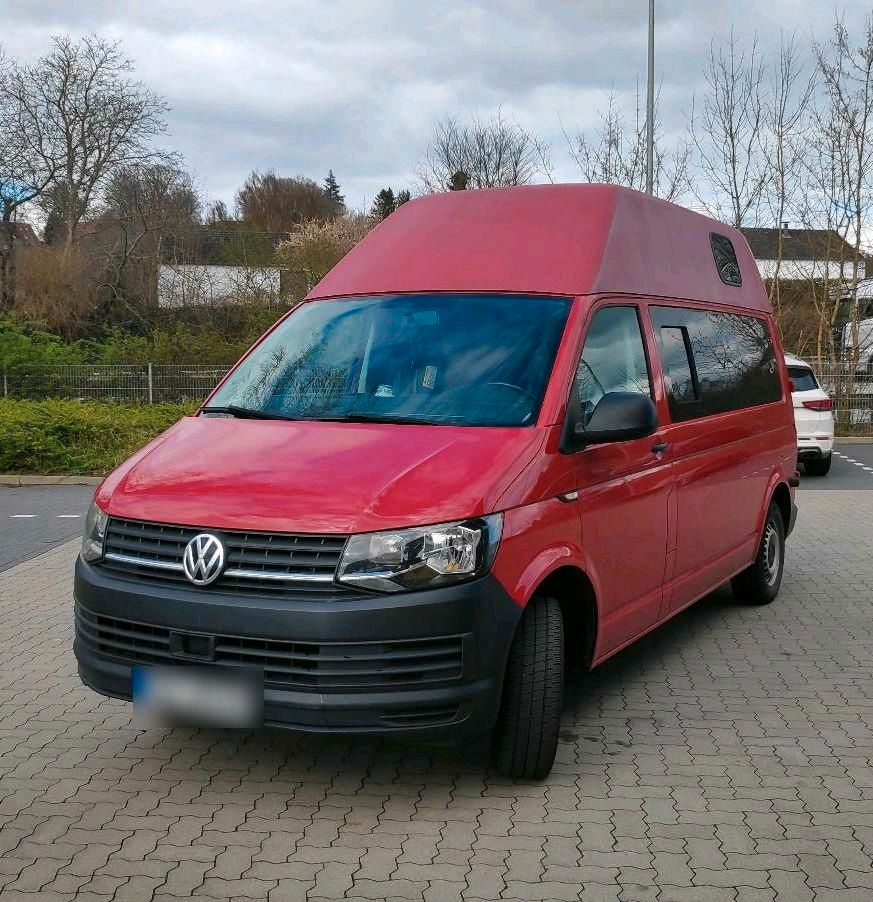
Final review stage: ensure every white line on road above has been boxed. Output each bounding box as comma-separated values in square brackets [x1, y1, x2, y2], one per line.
[56, 514, 81, 519]
[10, 514, 36, 518]
[833, 450, 873, 477]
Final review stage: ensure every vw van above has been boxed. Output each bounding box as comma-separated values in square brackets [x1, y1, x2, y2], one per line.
[74, 185, 798, 778]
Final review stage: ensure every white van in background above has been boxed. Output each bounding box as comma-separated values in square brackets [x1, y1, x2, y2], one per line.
[786, 354, 835, 476]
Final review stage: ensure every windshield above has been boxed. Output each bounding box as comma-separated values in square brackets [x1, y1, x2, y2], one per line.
[206, 293, 571, 427]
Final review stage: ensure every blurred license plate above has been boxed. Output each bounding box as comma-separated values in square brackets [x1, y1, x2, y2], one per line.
[132, 666, 262, 728]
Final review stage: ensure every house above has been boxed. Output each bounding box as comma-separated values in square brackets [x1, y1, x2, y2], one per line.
[10, 222, 40, 245]
[157, 227, 288, 308]
[0, 221, 41, 248]
[740, 227, 864, 281]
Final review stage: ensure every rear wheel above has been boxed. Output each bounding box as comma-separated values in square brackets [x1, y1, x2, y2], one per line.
[731, 503, 785, 605]
[492, 594, 563, 779]
[804, 454, 832, 476]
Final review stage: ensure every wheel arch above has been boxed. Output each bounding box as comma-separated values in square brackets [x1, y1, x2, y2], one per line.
[769, 481, 792, 533]
[533, 565, 599, 670]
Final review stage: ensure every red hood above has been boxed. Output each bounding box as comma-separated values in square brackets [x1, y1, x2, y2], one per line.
[97, 416, 543, 534]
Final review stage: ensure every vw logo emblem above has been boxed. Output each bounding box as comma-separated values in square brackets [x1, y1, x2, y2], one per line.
[182, 533, 225, 586]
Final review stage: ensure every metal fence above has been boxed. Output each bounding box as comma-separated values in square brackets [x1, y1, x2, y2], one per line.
[2, 360, 872, 435]
[806, 361, 873, 436]
[1, 364, 232, 404]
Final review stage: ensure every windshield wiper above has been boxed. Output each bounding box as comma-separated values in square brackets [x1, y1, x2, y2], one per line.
[201, 405, 299, 421]
[314, 413, 446, 425]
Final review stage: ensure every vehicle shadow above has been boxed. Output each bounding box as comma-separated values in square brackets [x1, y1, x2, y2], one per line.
[166, 584, 742, 782]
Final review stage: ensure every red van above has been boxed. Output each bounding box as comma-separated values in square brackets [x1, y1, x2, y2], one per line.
[75, 185, 797, 778]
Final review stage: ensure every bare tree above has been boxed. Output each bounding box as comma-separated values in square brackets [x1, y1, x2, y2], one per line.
[235, 171, 337, 230]
[691, 31, 769, 227]
[417, 110, 550, 192]
[763, 33, 815, 309]
[95, 162, 201, 311]
[205, 199, 231, 226]
[564, 85, 691, 201]
[6, 35, 173, 249]
[0, 49, 58, 307]
[810, 13, 873, 367]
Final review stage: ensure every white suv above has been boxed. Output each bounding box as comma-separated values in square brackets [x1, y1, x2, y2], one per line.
[785, 354, 834, 476]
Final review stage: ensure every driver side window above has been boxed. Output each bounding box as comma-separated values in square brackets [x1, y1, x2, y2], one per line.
[575, 306, 652, 425]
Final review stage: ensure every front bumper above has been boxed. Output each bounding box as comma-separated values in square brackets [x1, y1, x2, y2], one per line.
[73, 556, 522, 739]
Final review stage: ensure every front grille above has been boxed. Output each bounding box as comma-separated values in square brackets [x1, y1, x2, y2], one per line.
[99, 517, 352, 598]
[75, 607, 466, 690]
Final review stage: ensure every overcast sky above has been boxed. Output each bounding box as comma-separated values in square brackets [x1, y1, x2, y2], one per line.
[6, 1, 873, 215]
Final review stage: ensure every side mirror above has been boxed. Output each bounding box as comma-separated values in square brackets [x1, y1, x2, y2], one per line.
[561, 391, 658, 452]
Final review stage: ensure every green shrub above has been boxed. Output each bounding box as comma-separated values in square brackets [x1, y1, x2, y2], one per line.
[0, 399, 195, 475]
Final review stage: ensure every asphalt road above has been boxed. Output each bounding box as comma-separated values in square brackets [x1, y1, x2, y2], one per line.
[1, 441, 870, 571]
[0, 484, 95, 571]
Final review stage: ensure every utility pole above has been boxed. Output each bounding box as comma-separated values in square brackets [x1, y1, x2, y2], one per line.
[645, 0, 655, 195]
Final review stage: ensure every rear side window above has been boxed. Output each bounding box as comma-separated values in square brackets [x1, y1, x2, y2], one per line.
[787, 366, 818, 392]
[651, 306, 782, 421]
[710, 233, 742, 286]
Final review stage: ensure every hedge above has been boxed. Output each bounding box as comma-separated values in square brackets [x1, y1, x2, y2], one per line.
[0, 399, 194, 476]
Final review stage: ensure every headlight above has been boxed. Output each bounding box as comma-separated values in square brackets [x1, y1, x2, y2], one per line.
[337, 514, 503, 593]
[81, 500, 109, 562]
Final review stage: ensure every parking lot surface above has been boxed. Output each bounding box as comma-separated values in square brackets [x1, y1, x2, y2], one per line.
[1, 487, 872, 901]
[0, 485, 95, 572]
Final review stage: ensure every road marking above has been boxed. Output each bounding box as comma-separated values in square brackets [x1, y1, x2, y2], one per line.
[10, 514, 37, 518]
[57, 514, 81, 519]
[833, 450, 873, 478]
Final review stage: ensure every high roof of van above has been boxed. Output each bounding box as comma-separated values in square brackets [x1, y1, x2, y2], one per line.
[306, 184, 770, 313]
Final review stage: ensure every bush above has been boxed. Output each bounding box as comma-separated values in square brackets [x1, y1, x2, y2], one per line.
[0, 399, 194, 475]
[14, 245, 103, 338]
[276, 214, 375, 298]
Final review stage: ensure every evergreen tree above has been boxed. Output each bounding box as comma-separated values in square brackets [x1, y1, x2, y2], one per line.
[396, 189, 411, 207]
[323, 170, 345, 214]
[371, 187, 396, 220]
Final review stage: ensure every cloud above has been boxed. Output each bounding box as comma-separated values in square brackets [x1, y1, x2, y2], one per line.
[4, 0, 872, 212]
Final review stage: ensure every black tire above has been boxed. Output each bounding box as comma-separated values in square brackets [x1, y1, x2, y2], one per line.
[492, 594, 564, 780]
[804, 454, 832, 476]
[731, 503, 785, 605]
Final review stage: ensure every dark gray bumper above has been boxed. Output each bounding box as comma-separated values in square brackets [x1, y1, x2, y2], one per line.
[73, 556, 522, 739]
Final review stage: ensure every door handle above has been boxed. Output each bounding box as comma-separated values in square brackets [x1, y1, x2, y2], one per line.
[651, 441, 669, 454]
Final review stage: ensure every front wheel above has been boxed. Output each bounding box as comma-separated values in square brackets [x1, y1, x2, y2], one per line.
[805, 454, 832, 476]
[731, 503, 785, 605]
[492, 594, 564, 780]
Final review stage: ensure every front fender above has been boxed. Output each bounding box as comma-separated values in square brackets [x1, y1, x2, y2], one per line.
[490, 498, 594, 607]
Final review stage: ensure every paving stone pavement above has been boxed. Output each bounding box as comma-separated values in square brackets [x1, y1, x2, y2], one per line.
[1, 489, 872, 901]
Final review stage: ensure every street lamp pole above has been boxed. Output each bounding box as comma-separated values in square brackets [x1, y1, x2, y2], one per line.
[646, 0, 655, 195]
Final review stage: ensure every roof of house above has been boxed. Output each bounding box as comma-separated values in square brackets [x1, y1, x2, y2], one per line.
[740, 227, 857, 262]
[74, 218, 123, 238]
[307, 183, 770, 311]
[11, 222, 39, 244]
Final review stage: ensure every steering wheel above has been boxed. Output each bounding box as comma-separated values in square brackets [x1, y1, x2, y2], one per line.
[485, 382, 537, 405]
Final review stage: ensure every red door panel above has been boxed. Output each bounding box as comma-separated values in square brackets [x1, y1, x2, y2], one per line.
[576, 440, 672, 657]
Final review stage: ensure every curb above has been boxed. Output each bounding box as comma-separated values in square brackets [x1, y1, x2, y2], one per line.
[0, 475, 103, 486]
[835, 437, 873, 444]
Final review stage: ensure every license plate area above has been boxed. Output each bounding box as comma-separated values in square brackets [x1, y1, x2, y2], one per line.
[132, 665, 263, 728]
